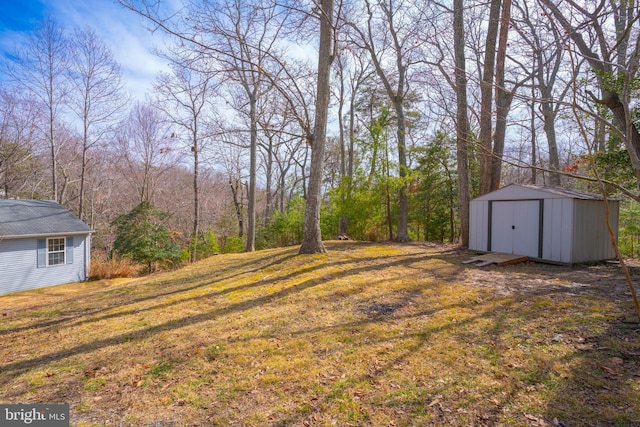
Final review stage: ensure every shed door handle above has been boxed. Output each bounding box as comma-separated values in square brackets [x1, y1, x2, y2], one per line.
[512, 225, 515, 229]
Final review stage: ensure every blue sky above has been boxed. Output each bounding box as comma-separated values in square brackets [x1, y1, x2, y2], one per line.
[0, 1, 46, 32]
[0, 0, 169, 99]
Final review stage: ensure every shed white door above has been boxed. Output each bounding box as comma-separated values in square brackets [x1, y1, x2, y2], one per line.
[491, 200, 540, 257]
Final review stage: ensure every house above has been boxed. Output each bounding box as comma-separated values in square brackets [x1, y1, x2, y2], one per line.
[0, 199, 92, 295]
[469, 184, 619, 264]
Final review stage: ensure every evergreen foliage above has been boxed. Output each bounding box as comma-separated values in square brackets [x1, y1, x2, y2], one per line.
[111, 200, 181, 272]
[411, 133, 459, 242]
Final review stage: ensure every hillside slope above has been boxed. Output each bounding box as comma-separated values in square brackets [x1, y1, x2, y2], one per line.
[1, 241, 639, 426]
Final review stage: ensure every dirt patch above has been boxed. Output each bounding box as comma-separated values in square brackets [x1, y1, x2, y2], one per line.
[458, 256, 640, 301]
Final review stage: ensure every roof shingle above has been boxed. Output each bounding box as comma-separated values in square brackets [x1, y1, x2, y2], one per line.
[0, 199, 92, 238]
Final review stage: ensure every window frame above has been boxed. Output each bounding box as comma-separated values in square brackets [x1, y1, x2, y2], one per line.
[47, 237, 66, 267]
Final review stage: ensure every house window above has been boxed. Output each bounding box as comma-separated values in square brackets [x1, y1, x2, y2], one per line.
[48, 237, 66, 266]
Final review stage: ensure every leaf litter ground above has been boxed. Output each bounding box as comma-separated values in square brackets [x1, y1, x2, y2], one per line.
[1, 241, 639, 426]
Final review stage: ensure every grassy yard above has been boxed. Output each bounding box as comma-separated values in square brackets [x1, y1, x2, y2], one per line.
[1, 241, 639, 426]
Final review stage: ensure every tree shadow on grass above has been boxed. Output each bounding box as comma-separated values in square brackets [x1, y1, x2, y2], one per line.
[5, 241, 638, 425]
[0, 247, 432, 387]
[541, 314, 640, 426]
[455, 259, 640, 426]
[258, 253, 640, 426]
[0, 248, 301, 336]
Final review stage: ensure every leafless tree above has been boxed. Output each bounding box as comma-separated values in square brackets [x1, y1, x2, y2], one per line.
[332, 40, 374, 237]
[154, 64, 217, 262]
[345, 0, 425, 242]
[6, 17, 70, 202]
[0, 88, 43, 198]
[256, 90, 303, 225]
[69, 27, 127, 220]
[115, 102, 179, 204]
[453, 0, 471, 246]
[539, 0, 640, 191]
[299, 0, 335, 254]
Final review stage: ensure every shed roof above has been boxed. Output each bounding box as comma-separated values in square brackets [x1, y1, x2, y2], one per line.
[0, 199, 92, 239]
[473, 184, 617, 201]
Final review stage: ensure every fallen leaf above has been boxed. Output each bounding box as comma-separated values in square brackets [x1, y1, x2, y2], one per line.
[524, 413, 553, 426]
[610, 357, 624, 366]
[600, 365, 618, 375]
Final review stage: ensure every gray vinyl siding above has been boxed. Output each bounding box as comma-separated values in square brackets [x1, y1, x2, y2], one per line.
[0, 235, 90, 295]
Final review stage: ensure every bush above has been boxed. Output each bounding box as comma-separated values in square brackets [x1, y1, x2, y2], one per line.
[263, 196, 305, 247]
[619, 200, 640, 258]
[221, 236, 244, 253]
[111, 200, 182, 272]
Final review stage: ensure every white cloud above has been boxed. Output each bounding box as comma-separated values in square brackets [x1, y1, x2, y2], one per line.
[0, 0, 170, 100]
[49, 0, 171, 100]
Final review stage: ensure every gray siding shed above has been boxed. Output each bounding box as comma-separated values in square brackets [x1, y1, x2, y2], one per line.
[469, 184, 619, 264]
[0, 199, 92, 295]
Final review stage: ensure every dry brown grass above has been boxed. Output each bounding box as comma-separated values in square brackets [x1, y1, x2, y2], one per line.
[1, 241, 639, 426]
[89, 254, 142, 280]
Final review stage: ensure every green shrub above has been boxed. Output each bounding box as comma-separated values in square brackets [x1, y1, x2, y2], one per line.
[111, 200, 182, 272]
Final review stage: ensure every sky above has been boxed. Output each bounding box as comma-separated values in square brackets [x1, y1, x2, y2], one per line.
[0, 0, 170, 99]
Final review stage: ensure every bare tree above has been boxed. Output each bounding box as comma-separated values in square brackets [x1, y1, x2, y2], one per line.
[453, 0, 471, 246]
[490, 0, 513, 191]
[116, 102, 179, 204]
[256, 90, 301, 225]
[477, 0, 502, 195]
[190, 0, 289, 252]
[69, 27, 127, 220]
[332, 41, 374, 238]
[0, 88, 43, 198]
[217, 133, 247, 239]
[299, 0, 335, 254]
[6, 17, 70, 202]
[154, 64, 217, 262]
[345, 0, 424, 242]
[539, 0, 640, 190]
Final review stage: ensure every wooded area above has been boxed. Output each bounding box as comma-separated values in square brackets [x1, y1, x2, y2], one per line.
[1, 0, 639, 266]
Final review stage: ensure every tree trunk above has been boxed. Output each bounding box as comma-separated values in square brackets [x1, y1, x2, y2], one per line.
[230, 178, 243, 238]
[264, 136, 274, 227]
[337, 58, 348, 237]
[395, 98, 409, 242]
[246, 95, 257, 252]
[385, 141, 393, 241]
[530, 82, 537, 184]
[49, 104, 58, 202]
[478, 0, 502, 196]
[79, 138, 88, 220]
[192, 132, 199, 263]
[540, 0, 640, 189]
[490, 0, 512, 192]
[541, 101, 561, 186]
[453, 0, 470, 247]
[299, 0, 333, 255]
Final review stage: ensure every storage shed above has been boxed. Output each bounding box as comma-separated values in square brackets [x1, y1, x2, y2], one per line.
[0, 199, 92, 295]
[469, 184, 619, 264]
